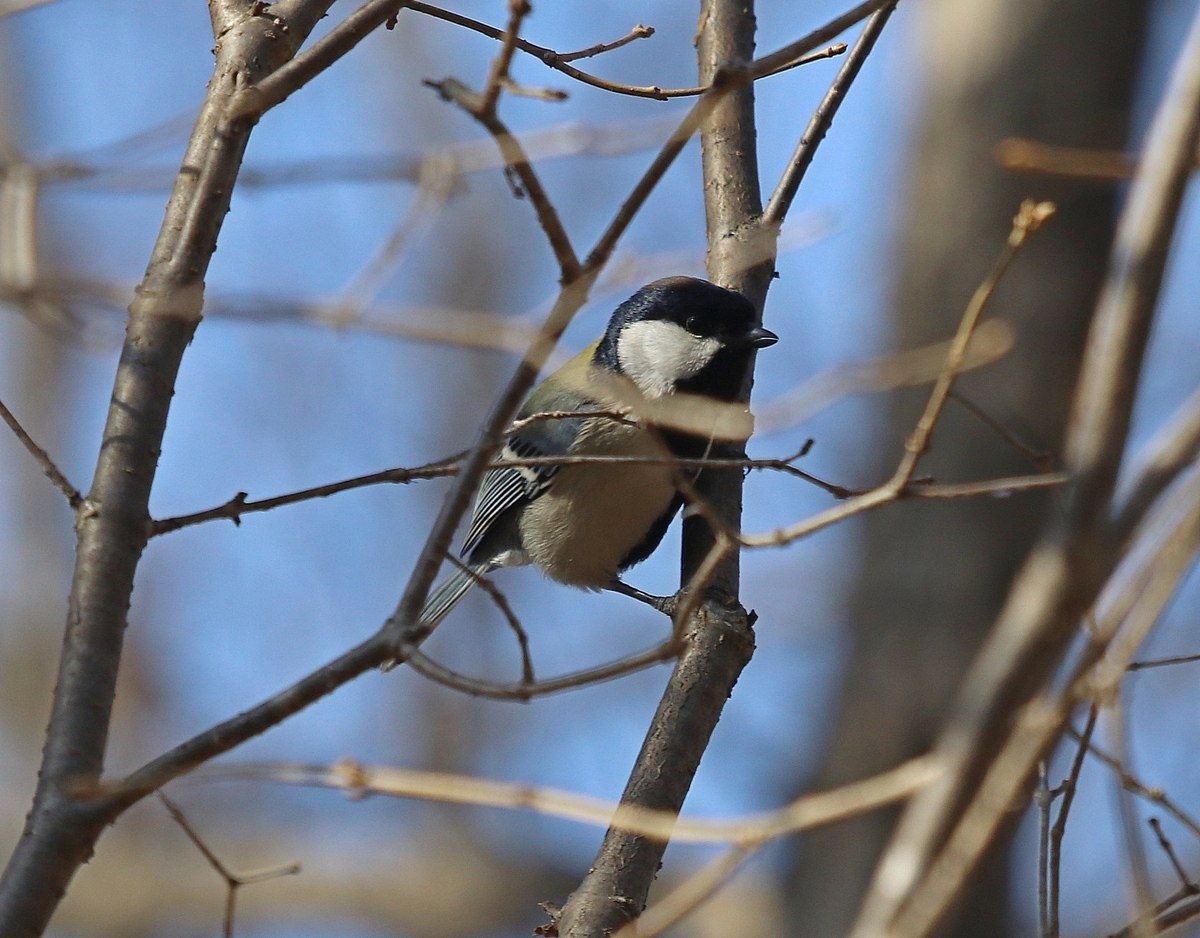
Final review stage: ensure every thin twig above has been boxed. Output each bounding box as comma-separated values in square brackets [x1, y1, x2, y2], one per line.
[405, 640, 677, 701]
[229, 0, 413, 120]
[743, 201, 1056, 550]
[1149, 818, 1197, 893]
[1129, 652, 1200, 671]
[159, 793, 300, 938]
[950, 390, 1054, 470]
[1069, 728, 1200, 842]
[0, 5, 340, 932]
[763, 0, 898, 226]
[479, 0, 529, 116]
[1035, 763, 1054, 938]
[407, 2, 844, 101]
[0, 397, 82, 508]
[558, 24, 655, 62]
[149, 458, 460, 536]
[1047, 705, 1098, 937]
[443, 553, 535, 684]
[197, 754, 940, 845]
[422, 77, 581, 280]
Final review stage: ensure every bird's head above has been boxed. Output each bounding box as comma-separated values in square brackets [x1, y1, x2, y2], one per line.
[594, 277, 777, 401]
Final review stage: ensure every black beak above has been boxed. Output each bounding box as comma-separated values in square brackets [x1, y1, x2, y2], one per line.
[736, 325, 778, 349]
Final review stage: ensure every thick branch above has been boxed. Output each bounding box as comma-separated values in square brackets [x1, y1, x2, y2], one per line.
[0, 4, 336, 934]
[851, 5, 1200, 935]
[555, 2, 769, 935]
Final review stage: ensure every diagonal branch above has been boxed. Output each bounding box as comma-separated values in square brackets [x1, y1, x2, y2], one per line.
[0, 397, 81, 508]
[851, 5, 1200, 933]
[0, 4, 339, 934]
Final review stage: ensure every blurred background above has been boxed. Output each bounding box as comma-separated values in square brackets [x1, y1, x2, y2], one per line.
[2, 1, 1199, 935]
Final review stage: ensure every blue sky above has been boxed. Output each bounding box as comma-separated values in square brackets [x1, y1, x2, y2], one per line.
[2, 2, 1199, 936]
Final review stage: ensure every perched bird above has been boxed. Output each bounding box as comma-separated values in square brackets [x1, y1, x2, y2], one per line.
[420, 276, 778, 626]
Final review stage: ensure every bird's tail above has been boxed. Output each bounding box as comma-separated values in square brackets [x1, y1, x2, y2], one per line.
[419, 561, 492, 628]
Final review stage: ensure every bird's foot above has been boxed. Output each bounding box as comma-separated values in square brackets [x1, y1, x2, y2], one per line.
[607, 580, 679, 616]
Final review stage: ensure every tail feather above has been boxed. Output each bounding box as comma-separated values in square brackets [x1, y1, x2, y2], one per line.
[419, 561, 492, 628]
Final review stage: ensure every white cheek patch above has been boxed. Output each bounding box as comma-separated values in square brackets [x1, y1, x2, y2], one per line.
[616, 320, 722, 398]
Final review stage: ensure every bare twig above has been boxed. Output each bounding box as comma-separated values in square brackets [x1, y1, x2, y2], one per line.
[1069, 729, 1200, 842]
[199, 754, 940, 845]
[763, 0, 898, 226]
[0, 397, 81, 508]
[479, 0, 529, 114]
[230, 0, 412, 120]
[1149, 817, 1198, 897]
[744, 201, 1055, 550]
[406, 2, 844, 101]
[443, 553, 535, 685]
[405, 640, 677, 701]
[869, 459, 1200, 938]
[1035, 763, 1054, 937]
[1129, 652, 1200, 671]
[850, 8, 1200, 929]
[950, 390, 1054, 470]
[558, 24, 655, 62]
[423, 77, 580, 280]
[0, 5, 340, 933]
[159, 793, 300, 938]
[149, 458, 460, 536]
[1047, 705, 1098, 937]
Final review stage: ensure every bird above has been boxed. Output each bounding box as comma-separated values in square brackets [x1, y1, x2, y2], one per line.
[419, 276, 778, 628]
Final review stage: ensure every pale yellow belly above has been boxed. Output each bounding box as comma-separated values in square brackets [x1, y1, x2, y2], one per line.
[518, 424, 677, 588]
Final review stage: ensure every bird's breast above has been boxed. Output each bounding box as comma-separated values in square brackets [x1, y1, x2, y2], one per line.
[517, 419, 678, 589]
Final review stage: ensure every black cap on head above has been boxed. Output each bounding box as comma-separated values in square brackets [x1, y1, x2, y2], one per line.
[597, 276, 775, 358]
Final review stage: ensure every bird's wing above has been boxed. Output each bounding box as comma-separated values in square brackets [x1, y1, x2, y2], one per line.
[461, 413, 586, 558]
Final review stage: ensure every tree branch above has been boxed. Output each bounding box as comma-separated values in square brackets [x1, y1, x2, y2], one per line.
[0, 4, 337, 934]
[851, 7, 1200, 931]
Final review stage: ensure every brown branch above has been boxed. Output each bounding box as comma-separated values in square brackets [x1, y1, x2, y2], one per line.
[149, 458, 460, 536]
[405, 640, 677, 701]
[6, 13, 895, 928]
[743, 201, 1055, 550]
[158, 793, 300, 938]
[0, 397, 81, 508]
[851, 55, 1200, 904]
[229, 0, 412, 121]
[1046, 706, 1098, 937]
[479, 0, 528, 114]
[423, 77, 580, 280]
[0, 3, 339, 934]
[763, 0, 898, 227]
[406, 2, 845, 101]
[199, 754, 939, 846]
[558, 23, 655, 62]
[1128, 651, 1200, 671]
[1069, 728, 1200, 842]
[867, 458, 1200, 938]
[443, 553, 535, 685]
[556, 0, 773, 932]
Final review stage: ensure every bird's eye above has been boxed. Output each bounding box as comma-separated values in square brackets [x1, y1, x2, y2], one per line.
[685, 315, 716, 336]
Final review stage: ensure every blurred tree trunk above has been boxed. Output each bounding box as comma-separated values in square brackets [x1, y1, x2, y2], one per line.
[784, 1, 1149, 934]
